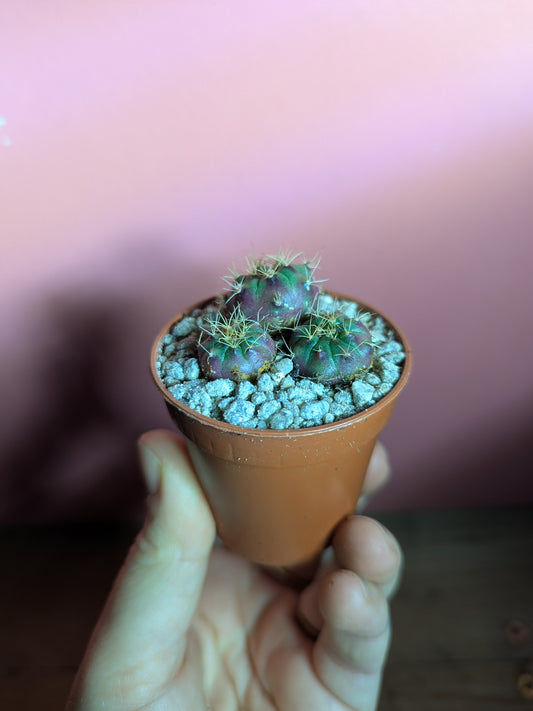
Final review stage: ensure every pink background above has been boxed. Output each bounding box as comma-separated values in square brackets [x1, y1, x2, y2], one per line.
[1, 2, 533, 523]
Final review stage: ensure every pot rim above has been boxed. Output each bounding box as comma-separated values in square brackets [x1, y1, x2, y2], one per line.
[150, 291, 412, 439]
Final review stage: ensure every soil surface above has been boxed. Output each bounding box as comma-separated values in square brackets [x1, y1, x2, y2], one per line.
[155, 293, 405, 430]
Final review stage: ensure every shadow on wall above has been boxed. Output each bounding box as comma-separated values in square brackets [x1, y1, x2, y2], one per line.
[0, 242, 215, 525]
[371, 393, 533, 513]
[417, 404, 533, 509]
[1, 296, 145, 524]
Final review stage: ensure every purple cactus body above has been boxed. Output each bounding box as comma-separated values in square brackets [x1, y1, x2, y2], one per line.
[198, 324, 276, 382]
[232, 263, 319, 327]
[290, 315, 374, 385]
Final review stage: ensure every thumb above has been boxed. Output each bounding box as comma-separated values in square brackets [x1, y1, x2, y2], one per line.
[69, 429, 216, 709]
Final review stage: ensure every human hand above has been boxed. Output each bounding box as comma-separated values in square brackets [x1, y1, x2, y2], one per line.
[67, 429, 402, 711]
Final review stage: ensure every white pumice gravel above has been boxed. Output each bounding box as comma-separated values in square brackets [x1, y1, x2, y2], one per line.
[156, 293, 406, 430]
[205, 379, 235, 398]
[351, 381, 376, 409]
[224, 399, 255, 426]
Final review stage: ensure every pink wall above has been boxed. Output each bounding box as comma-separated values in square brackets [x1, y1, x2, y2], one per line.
[2, 2, 533, 522]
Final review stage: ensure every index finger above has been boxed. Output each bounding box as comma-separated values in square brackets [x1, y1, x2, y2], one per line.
[361, 441, 391, 496]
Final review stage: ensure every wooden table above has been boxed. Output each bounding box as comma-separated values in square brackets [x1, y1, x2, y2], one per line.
[2, 507, 532, 710]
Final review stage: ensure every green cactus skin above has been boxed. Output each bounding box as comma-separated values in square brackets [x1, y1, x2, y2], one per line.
[197, 308, 276, 382]
[229, 255, 319, 328]
[289, 312, 375, 385]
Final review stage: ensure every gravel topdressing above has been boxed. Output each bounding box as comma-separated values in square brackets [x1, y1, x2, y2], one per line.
[155, 293, 406, 430]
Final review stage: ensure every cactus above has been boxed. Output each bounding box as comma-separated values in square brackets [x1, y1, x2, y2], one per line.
[227, 253, 320, 329]
[289, 310, 375, 385]
[197, 307, 276, 381]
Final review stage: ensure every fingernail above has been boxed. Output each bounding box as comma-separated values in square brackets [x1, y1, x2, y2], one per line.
[138, 442, 161, 495]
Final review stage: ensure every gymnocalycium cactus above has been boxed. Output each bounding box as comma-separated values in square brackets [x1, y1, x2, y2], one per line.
[228, 253, 320, 328]
[195, 252, 377, 385]
[198, 306, 276, 381]
[288, 310, 375, 385]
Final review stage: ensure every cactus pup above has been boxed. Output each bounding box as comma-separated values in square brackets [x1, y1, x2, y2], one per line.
[289, 310, 375, 385]
[197, 306, 276, 381]
[227, 253, 320, 329]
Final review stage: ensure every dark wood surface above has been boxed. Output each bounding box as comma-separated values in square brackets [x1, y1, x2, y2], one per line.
[381, 507, 533, 710]
[2, 507, 532, 710]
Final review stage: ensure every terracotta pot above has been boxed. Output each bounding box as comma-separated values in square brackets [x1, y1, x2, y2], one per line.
[150, 293, 411, 569]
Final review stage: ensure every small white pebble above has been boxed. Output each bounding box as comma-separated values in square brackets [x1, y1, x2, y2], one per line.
[280, 374, 295, 390]
[331, 401, 354, 419]
[286, 385, 306, 405]
[257, 373, 275, 392]
[237, 380, 256, 399]
[351, 381, 375, 408]
[250, 391, 268, 405]
[380, 341, 402, 354]
[379, 360, 401, 384]
[257, 399, 281, 420]
[373, 382, 394, 398]
[224, 399, 256, 426]
[269, 408, 294, 429]
[302, 379, 326, 397]
[168, 383, 188, 399]
[317, 293, 335, 308]
[287, 381, 324, 404]
[341, 302, 360, 319]
[182, 358, 200, 380]
[270, 370, 285, 385]
[334, 389, 352, 405]
[163, 360, 185, 381]
[205, 379, 235, 397]
[388, 351, 406, 365]
[163, 343, 178, 357]
[172, 317, 198, 337]
[271, 358, 294, 376]
[300, 400, 329, 421]
[188, 389, 213, 416]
